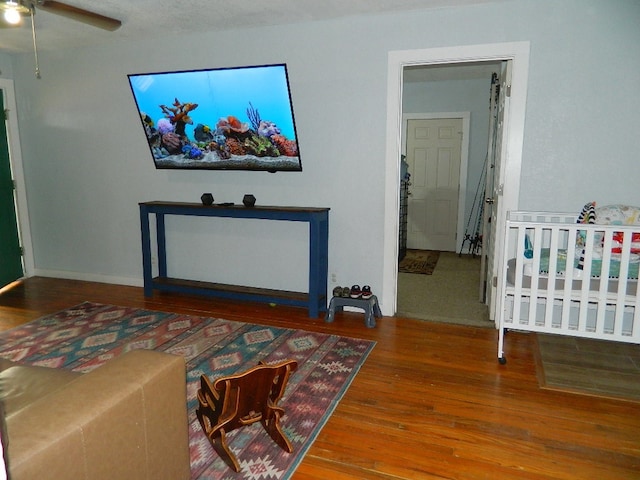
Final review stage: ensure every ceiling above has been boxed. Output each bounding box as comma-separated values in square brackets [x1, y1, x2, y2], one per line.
[0, 0, 506, 54]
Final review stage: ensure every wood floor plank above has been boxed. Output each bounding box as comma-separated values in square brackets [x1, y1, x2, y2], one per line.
[1, 277, 639, 479]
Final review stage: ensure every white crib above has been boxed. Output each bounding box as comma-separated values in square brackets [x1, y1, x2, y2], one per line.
[497, 211, 640, 364]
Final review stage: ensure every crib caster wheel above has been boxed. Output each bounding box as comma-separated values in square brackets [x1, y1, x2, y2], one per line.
[498, 356, 507, 365]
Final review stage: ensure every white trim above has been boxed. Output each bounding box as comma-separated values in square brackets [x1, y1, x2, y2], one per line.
[0, 79, 34, 278]
[382, 42, 530, 317]
[401, 112, 470, 253]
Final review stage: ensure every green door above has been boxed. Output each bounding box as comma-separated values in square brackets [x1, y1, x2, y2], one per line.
[0, 90, 24, 288]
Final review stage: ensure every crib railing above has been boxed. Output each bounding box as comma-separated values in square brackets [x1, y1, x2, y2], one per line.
[497, 211, 640, 363]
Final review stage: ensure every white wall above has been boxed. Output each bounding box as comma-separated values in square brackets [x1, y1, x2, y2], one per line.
[6, 0, 640, 312]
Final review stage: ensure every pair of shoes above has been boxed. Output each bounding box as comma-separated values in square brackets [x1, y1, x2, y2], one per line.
[361, 285, 372, 299]
[341, 286, 351, 297]
[349, 285, 373, 299]
[333, 286, 352, 298]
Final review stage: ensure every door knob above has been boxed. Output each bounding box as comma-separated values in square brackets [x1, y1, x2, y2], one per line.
[485, 197, 495, 204]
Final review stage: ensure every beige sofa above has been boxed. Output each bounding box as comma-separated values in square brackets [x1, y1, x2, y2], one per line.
[0, 349, 191, 480]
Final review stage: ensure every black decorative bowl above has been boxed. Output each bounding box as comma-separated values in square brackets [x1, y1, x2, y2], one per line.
[242, 194, 256, 208]
[201, 193, 214, 206]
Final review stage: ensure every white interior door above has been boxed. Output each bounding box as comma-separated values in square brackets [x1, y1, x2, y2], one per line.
[486, 60, 512, 321]
[479, 71, 501, 302]
[406, 118, 462, 252]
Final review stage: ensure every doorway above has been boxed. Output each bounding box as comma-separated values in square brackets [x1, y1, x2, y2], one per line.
[381, 42, 531, 321]
[398, 65, 499, 325]
[0, 88, 23, 287]
[0, 79, 34, 288]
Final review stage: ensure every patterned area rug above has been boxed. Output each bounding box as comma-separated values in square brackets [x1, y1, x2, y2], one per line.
[398, 249, 440, 275]
[0, 302, 375, 479]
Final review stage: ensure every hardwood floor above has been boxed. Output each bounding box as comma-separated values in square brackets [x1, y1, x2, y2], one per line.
[2, 277, 639, 479]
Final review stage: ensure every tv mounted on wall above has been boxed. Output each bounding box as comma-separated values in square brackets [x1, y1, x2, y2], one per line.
[127, 64, 302, 172]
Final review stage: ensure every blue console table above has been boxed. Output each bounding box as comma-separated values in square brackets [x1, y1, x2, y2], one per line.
[139, 201, 329, 317]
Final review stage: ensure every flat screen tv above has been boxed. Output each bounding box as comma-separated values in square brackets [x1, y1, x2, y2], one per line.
[127, 64, 302, 172]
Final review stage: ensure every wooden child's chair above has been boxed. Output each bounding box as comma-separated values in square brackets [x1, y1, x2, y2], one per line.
[196, 359, 298, 471]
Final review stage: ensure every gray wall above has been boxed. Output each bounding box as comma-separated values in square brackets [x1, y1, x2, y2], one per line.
[403, 75, 492, 239]
[6, 0, 640, 310]
[0, 53, 13, 78]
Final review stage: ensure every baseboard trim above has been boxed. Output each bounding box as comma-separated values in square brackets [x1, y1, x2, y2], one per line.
[33, 269, 143, 288]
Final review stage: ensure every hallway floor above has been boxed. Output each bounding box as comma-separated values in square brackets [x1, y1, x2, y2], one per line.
[396, 251, 492, 328]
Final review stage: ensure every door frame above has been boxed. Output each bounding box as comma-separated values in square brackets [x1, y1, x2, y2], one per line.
[0, 79, 34, 281]
[381, 41, 530, 317]
[401, 112, 470, 253]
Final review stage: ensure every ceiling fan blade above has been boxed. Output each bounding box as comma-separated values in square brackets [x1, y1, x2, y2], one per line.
[36, 1, 122, 31]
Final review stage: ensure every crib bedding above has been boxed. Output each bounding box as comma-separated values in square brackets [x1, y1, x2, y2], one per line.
[523, 248, 639, 279]
[506, 258, 639, 296]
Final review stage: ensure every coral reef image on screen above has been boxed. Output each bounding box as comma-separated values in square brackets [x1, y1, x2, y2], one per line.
[128, 64, 302, 171]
